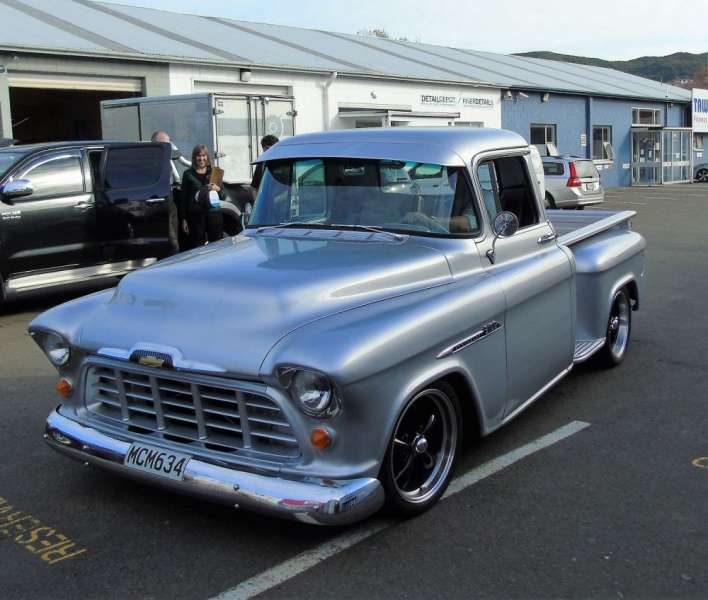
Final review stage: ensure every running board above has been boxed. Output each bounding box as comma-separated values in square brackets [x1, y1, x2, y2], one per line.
[5, 258, 157, 295]
[501, 365, 573, 426]
[573, 338, 605, 363]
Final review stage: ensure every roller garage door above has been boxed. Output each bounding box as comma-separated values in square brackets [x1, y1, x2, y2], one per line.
[8, 72, 142, 143]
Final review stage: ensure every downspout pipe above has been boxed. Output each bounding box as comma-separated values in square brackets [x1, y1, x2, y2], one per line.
[322, 71, 338, 131]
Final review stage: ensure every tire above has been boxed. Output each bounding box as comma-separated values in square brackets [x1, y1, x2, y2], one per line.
[222, 212, 241, 236]
[696, 168, 708, 183]
[545, 193, 556, 209]
[380, 382, 461, 516]
[595, 288, 632, 367]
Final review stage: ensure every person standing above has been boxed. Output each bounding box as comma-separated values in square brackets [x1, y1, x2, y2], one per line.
[181, 145, 225, 249]
[250, 135, 279, 199]
[150, 130, 180, 255]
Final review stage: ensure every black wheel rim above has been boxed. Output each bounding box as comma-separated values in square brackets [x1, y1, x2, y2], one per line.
[390, 389, 457, 504]
[697, 169, 708, 183]
[608, 292, 630, 359]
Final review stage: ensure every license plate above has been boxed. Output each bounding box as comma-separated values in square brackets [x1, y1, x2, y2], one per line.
[585, 183, 597, 191]
[124, 443, 191, 481]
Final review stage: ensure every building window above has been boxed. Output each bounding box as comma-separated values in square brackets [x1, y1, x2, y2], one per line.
[530, 124, 556, 145]
[694, 134, 704, 150]
[632, 108, 662, 126]
[592, 126, 614, 160]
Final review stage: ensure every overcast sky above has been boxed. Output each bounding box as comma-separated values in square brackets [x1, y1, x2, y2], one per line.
[104, 0, 708, 61]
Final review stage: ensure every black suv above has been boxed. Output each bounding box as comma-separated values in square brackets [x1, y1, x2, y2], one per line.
[0, 141, 173, 300]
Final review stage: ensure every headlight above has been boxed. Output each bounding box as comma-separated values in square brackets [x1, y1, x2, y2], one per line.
[277, 367, 340, 418]
[30, 330, 71, 367]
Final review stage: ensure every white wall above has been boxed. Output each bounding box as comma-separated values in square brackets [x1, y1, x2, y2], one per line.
[168, 64, 501, 134]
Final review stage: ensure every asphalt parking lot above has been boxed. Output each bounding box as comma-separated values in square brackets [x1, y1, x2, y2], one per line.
[1, 183, 707, 600]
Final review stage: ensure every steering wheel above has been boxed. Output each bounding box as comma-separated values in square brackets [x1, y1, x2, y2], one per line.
[400, 212, 448, 233]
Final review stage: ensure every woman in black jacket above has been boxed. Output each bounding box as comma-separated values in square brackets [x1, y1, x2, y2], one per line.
[180, 145, 226, 249]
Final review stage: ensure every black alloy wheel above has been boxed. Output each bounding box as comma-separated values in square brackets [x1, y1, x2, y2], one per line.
[596, 288, 632, 367]
[381, 382, 461, 516]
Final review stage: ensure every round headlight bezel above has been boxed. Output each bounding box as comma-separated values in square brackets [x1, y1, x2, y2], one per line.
[30, 330, 71, 367]
[277, 366, 340, 418]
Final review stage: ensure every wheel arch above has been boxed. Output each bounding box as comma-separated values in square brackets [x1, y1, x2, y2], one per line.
[610, 275, 639, 312]
[386, 366, 485, 453]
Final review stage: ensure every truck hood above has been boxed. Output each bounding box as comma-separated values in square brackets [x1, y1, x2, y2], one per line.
[76, 231, 453, 377]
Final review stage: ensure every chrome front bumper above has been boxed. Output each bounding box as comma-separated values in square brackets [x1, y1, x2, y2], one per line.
[45, 409, 384, 526]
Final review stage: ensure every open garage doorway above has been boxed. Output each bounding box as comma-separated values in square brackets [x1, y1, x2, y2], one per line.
[9, 88, 139, 144]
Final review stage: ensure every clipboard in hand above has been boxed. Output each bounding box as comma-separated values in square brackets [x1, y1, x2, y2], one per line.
[209, 167, 224, 188]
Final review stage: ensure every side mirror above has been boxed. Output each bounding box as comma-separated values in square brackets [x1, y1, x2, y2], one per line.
[492, 211, 520, 238]
[486, 211, 519, 265]
[1, 179, 34, 200]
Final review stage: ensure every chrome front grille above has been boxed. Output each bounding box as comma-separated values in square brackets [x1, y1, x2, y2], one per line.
[84, 364, 299, 458]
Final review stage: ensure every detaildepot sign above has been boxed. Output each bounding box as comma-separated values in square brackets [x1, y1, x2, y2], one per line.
[693, 89, 708, 133]
[420, 94, 495, 109]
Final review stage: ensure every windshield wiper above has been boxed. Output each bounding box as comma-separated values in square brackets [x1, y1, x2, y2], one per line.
[254, 222, 315, 233]
[254, 222, 404, 241]
[329, 224, 404, 241]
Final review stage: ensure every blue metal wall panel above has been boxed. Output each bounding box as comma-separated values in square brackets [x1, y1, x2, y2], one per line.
[501, 92, 587, 157]
[666, 103, 687, 127]
[501, 93, 691, 188]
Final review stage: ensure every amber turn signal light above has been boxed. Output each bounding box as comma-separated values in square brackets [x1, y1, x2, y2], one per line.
[55, 378, 73, 398]
[310, 427, 332, 450]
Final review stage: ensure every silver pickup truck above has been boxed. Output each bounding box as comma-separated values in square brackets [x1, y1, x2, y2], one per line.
[31, 128, 646, 525]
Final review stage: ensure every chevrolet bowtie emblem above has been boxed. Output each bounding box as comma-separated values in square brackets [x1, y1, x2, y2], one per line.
[137, 355, 166, 368]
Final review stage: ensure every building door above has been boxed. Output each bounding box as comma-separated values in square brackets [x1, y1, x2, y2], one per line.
[662, 129, 692, 183]
[631, 129, 661, 185]
[214, 96, 295, 181]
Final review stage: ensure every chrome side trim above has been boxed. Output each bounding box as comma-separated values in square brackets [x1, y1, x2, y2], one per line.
[437, 321, 503, 359]
[501, 364, 573, 426]
[6, 259, 157, 292]
[573, 338, 605, 363]
[45, 409, 384, 526]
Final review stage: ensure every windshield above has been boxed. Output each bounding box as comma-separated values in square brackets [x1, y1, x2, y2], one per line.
[249, 158, 480, 236]
[0, 150, 29, 179]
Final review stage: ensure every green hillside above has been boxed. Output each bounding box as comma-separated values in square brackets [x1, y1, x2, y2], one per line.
[515, 51, 708, 85]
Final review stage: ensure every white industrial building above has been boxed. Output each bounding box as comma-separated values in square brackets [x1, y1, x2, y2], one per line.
[0, 0, 693, 187]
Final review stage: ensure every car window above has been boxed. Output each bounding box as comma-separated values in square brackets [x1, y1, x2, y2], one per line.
[18, 154, 84, 200]
[477, 156, 539, 229]
[0, 150, 29, 179]
[542, 161, 564, 176]
[293, 159, 326, 219]
[477, 162, 500, 223]
[251, 159, 481, 236]
[574, 160, 599, 179]
[104, 146, 163, 189]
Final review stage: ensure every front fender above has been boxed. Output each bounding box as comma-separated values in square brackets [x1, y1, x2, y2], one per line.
[260, 273, 506, 474]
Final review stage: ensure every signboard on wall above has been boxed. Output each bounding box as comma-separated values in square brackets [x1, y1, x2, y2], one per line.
[420, 94, 495, 109]
[693, 88, 708, 133]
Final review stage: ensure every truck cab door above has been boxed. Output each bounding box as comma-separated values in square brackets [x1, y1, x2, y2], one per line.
[97, 143, 171, 263]
[0, 149, 97, 282]
[475, 153, 575, 418]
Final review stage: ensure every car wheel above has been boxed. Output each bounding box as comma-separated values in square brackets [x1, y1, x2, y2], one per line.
[380, 382, 461, 516]
[696, 168, 708, 183]
[595, 288, 632, 367]
[544, 193, 556, 209]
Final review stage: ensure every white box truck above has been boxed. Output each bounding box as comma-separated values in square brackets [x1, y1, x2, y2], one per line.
[101, 93, 296, 231]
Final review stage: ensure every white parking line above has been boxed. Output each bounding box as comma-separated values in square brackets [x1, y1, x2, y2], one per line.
[211, 420, 590, 600]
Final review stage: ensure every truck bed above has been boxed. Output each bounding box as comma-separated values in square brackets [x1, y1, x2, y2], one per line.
[547, 209, 646, 363]
[547, 209, 636, 247]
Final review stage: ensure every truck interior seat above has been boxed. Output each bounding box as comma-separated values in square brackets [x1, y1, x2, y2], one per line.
[496, 157, 538, 228]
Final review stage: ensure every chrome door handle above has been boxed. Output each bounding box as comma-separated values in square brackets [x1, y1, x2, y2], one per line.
[537, 232, 557, 244]
[73, 201, 91, 210]
[146, 197, 166, 204]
